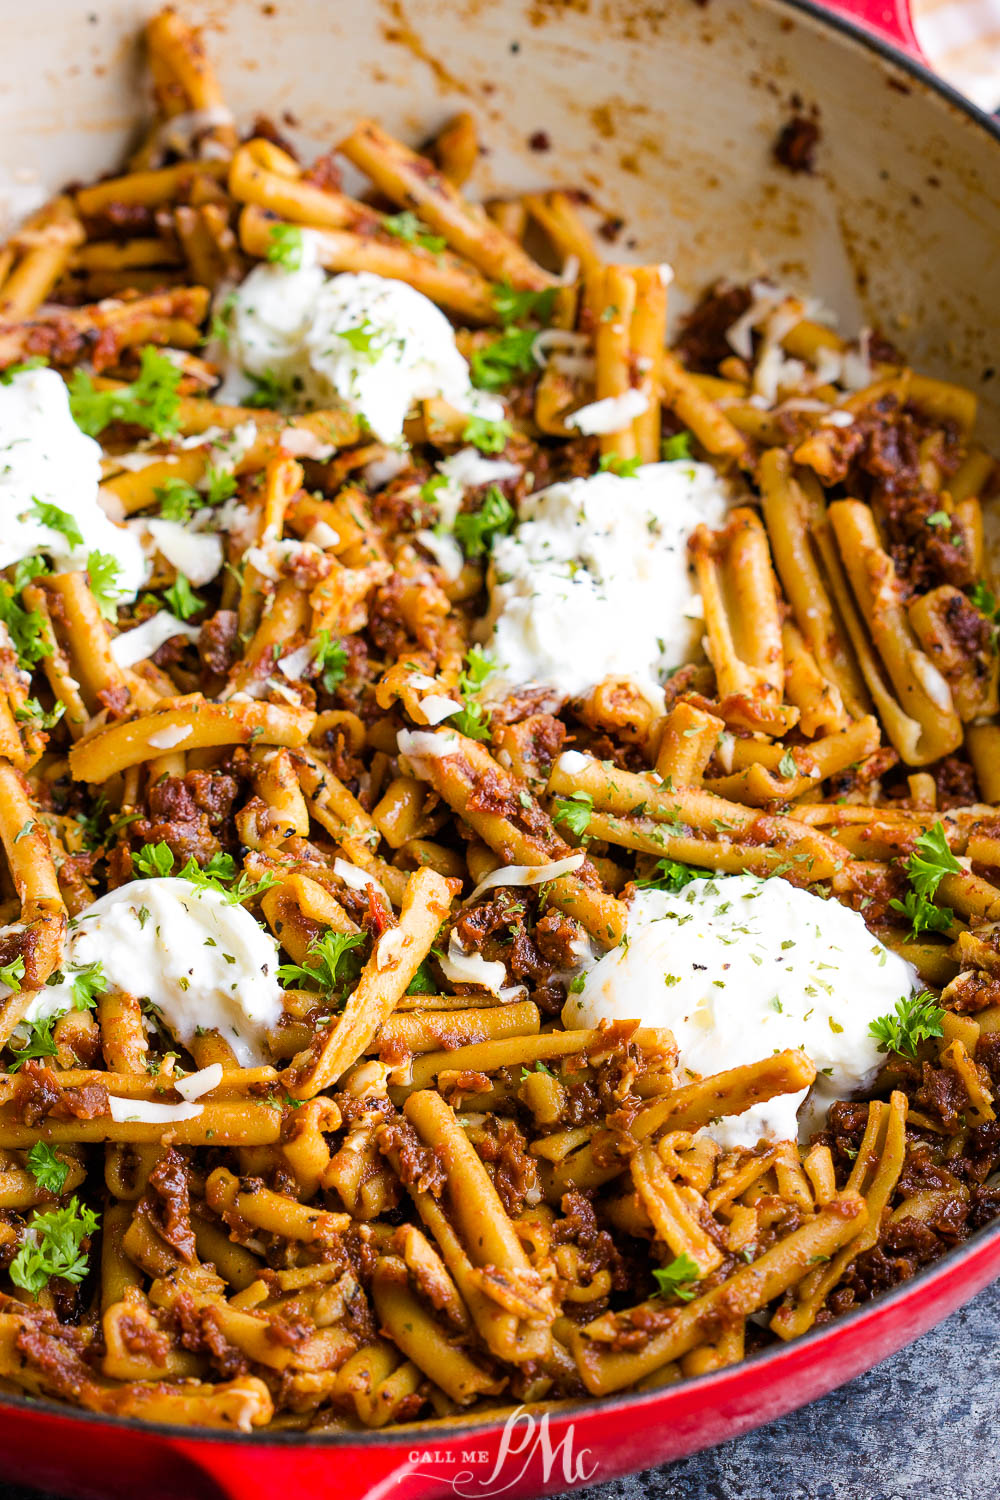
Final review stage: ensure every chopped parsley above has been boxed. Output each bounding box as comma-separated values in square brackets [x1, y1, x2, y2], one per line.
[28, 499, 83, 549]
[0, 580, 52, 670]
[7, 1015, 59, 1071]
[461, 415, 513, 455]
[66, 961, 107, 1011]
[405, 959, 437, 995]
[26, 1142, 69, 1196]
[9, 1198, 99, 1294]
[552, 791, 594, 839]
[970, 580, 1000, 623]
[634, 858, 710, 892]
[382, 211, 446, 254]
[598, 452, 642, 478]
[490, 284, 557, 327]
[888, 821, 961, 939]
[454, 484, 514, 558]
[868, 990, 945, 1059]
[314, 630, 348, 692]
[266, 223, 305, 269]
[87, 552, 123, 621]
[451, 645, 494, 741]
[277, 929, 366, 995]
[651, 1252, 701, 1302]
[777, 749, 798, 779]
[154, 477, 203, 524]
[69, 345, 182, 439]
[661, 431, 693, 462]
[469, 328, 539, 392]
[0, 956, 25, 992]
[163, 573, 202, 620]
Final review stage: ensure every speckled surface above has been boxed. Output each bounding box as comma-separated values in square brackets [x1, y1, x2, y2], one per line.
[0, 1279, 996, 1500]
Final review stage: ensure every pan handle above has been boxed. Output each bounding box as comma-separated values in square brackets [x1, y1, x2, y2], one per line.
[816, 1, 926, 63]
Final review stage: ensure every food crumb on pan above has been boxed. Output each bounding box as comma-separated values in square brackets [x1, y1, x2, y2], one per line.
[773, 109, 822, 174]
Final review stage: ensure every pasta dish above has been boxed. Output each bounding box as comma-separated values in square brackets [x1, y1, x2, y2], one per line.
[0, 6, 996, 1433]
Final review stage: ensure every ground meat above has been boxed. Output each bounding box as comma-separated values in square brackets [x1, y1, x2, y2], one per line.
[929, 752, 980, 809]
[173, 1291, 249, 1379]
[474, 1118, 535, 1217]
[534, 909, 584, 969]
[135, 767, 243, 866]
[552, 1190, 628, 1291]
[773, 113, 821, 173]
[117, 1313, 171, 1366]
[674, 283, 753, 374]
[913, 1061, 969, 1130]
[145, 1147, 198, 1264]
[944, 969, 1000, 1014]
[50, 1083, 109, 1121]
[376, 1117, 446, 1198]
[879, 490, 974, 594]
[198, 610, 239, 676]
[14, 1064, 64, 1127]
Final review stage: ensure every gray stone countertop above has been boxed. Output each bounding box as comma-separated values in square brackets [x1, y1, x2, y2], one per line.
[0, 1279, 996, 1500]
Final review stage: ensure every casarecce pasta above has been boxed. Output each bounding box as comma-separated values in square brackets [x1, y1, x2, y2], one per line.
[0, 4, 996, 1434]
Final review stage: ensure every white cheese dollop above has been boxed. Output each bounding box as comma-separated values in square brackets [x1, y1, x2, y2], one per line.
[564, 876, 918, 1149]
[221, 237, 503, 444]
[481, 462, 729, 706]
[0, 368, 147, 597]
[23, 878, 284, 1067]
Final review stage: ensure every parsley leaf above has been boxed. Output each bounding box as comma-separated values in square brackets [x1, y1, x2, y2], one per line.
[203, 464, 238, 506]
[661, 431, 693, 461]
[887, 888, 954, 938]
[314, 630, 348, 692]
[598, 452, 642, 478]
[69, 346, 182, 439]
[405, 959, 437, 995]
[889, 820, 960, 938]
[635, 858, 710, 892]
[7, 1016, 59, 1071]
[11, 555, 49, 591]
[0, 956, 25, 992]
[651, 1252, 701, 1302]
[87, 551, 123, 620]
[155, 478, 203, 523]
[266, 223, 305, 269]
[0, 581, 52, 670]
[453, 485, 514, 558]
[868, 990, 945, 1059]
[451, 645, 494, 741]
[67, 961, 107, 1011]
[9, 1198, 99, 1293]
[26, 1142, 69, 1196]
[382, 211, 446, 254]
[132, 841, 176, 878]
[28, 499, 83, 549]
[777, 748, 797, 779]
[277, 930, 366, 994]
[970, 580, 1000, 623]
[15, 697, 64, 730]
[225, 870, 280, 905]
[470, 328, 539, 392]
[461, 415, 513, 455]
[490, 284, 557, 327]
[163, 574, 202, 620]
[552, 791, 594, 839]
[0, 356, 49, 382]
